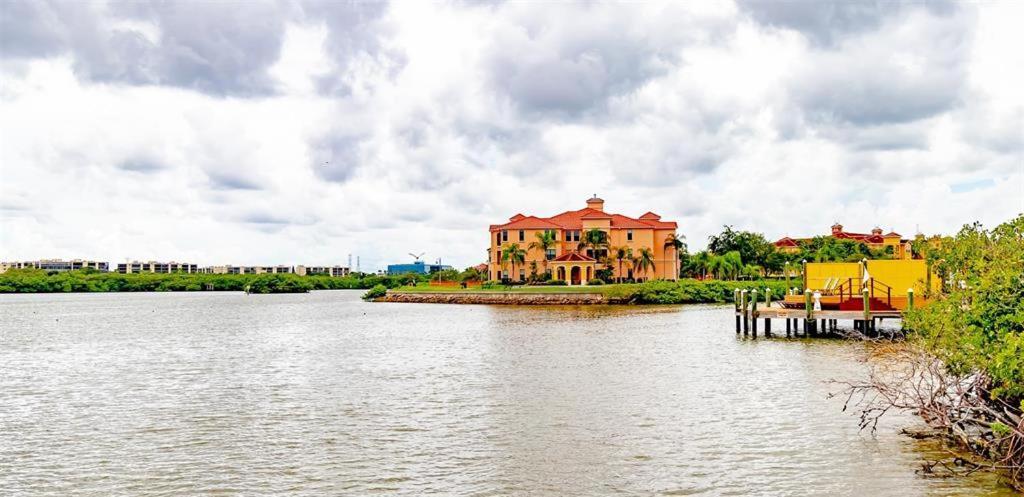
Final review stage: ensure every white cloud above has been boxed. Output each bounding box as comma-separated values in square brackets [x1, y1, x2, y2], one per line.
[0, 0, 1021, 271]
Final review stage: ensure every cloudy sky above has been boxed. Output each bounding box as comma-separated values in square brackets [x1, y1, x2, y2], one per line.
[1, 1, 1021, 271]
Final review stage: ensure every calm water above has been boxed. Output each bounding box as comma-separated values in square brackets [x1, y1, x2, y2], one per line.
[0, 291, 1015, 496]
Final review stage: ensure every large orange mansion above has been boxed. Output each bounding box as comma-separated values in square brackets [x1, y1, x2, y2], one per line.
[487, 196, 679, 285]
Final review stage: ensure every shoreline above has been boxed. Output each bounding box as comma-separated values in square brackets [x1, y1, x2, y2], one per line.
[381, 290, 626, 305]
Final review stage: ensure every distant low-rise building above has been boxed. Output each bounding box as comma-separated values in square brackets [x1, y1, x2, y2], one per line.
[296, 265, 350, 277]
[0, 259, 109, 273]
[387, 260, 453, 275]
[775, 223, 913, 259]
[117, 261, 198, 274]
[199, 265, 350, 277]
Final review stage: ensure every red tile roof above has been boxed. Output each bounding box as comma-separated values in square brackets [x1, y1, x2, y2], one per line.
[775, 228, 906, 246]
[551, 252, 596, 262]
[492, 207, 677, 231]
[489, 215, 562, 230]
[774, 237, 800, 248]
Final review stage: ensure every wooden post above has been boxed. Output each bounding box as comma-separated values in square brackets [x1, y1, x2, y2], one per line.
[734, 288, 741, 333]
[751, 290, 759, 337]
[862, 288, 870, 318]
[741, 290, 749, 335]
[907, 288, 914, 310]
[804, 289, 813, 337]
[786, 317, 791, 337]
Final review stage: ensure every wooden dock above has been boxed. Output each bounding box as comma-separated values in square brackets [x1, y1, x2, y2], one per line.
[732, 288, 907, 338]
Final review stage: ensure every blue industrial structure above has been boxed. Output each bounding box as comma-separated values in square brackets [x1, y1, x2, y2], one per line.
[387, 260, 452, 275]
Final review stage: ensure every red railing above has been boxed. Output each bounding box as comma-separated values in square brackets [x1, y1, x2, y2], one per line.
[832, 277, 892, 308]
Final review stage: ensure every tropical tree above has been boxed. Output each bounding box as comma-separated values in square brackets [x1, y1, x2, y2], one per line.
[613, 246, 632, 283]
[501, 243, 526, 282]
[663, 233, 686, 279]
[708, 225, 775, 268]
[722, 251, 744, 280]
[633, 248, 655, 282]
[577, 228, 608, 257]
[528, 230, 558, 275]
[685, 250, 712, 279]
[742, 264, 762, 280]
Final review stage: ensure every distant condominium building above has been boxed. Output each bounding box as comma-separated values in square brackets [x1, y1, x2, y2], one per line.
[199, 265, 349, 277]
[296, 265, 350, 277]
[0, 259, 109, 273]
[117, 261, 198, 274]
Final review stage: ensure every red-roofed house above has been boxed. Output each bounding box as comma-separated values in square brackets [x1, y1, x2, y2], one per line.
[774, 223, 912, 259]
[488, 196, 680, 285]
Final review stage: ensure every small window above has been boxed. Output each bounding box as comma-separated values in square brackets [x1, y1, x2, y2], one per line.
[497, 250, 502, 262]
[519, 269, 525, 281]
[518, 230, 524, 241]
[502, 230, 508, 242]
[627, 230, 633, 241]
[545, 249, 556, 260]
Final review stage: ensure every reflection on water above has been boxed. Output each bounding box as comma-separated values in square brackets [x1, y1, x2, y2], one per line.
[0, 291, 1015, 496]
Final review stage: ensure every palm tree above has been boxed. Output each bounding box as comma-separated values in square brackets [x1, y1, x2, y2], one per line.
[577, 228, 608, 257]
[501, 243, 526, 282]
[633, 248, 655, 282]
[613, 246, 632, 283]
[689, 250, 711, 279]
[723, 251, 743, 280]
[528, 230, 558, 276]
[707, 255, 726, 280]
[663, 234, 686, 280]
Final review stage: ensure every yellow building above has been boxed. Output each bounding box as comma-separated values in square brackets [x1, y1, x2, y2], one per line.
[785, 259, 940, 310]
[488, 196, 680, 285]
[775, 223, 913, 259]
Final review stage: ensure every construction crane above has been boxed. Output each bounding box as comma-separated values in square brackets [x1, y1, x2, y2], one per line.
[409, 252, 425, 261]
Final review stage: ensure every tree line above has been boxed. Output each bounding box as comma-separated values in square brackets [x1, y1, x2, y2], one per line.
[0, 269, 431, 293]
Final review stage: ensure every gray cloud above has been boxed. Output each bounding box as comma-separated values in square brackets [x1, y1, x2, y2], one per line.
[790, 11, 971, 126]
[737, 0, 958, 46]
[301, 1, 398, 96]
[0, 0, 75, 58]
[483, 6, 693, 119]
[117, 157, 167, 173]
[310, 134, 363, 183]
[1, 0, 392, 97]
[207, 171, 263, 191]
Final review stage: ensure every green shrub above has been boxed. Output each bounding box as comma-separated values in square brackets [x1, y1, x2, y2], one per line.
[543, 279, 567, 286]
[362, 284, 387, 301]
[905, 214, 1024, 402]
[587, 279, 604, 285]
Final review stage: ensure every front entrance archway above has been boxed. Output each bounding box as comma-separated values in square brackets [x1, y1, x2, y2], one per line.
[570, 266, 582, 286]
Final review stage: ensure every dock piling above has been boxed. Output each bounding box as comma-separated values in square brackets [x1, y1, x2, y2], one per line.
[734, 289, 741, 333]
[862, 288, 871, 337]
[741, 290, 749, 335]
[751, 290, 758, 338]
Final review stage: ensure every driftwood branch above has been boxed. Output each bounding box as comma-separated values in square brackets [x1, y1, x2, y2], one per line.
[829, 344, 1023, 488]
